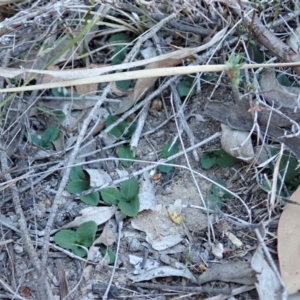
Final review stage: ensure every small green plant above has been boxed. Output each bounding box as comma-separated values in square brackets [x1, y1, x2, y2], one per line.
[116, 145, 135, 167]
[105, 115, 137, 139]
[36, 106, 66, 122]
[205, 179, 233, 210]
[105, 115, 137, 167]
[100, 178, 140, 217]
[176, 76, 196, 98]
[201, 149, 237, 170]
[276, 73, 292, 87]
[67, 166, 100, 206]
[25, 125, 60, 150]
[109, 33, 132, 91]
[261, 147, 300, 195]
[50, 86, 81, 98]
[158, 142, 179, 174]
[225, 53, 244, 88]
[246, 43, 264, 63]
[100, 248, 116, 265]
[54, 221, 97, 257]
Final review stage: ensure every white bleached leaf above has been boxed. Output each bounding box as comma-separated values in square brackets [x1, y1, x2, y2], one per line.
[85, 169, 112, 187]
[63, 206, 117, 228]
[252, 245, 287, 299]
[130, 266, 198, 283]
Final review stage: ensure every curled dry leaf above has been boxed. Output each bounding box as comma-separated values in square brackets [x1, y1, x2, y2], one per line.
[278, 185, 300, 295]
[221, 124, 254, 162]
[131, 265, 198, 283]
[85, 169, 112, 188]
[198, 261, 256, 285]
[131, 207, 184, 251]
[259, 69, 299, 109]
[62, 206, 117, 228]
[133, 58, 183, 104]
[94, 219, 117, 247]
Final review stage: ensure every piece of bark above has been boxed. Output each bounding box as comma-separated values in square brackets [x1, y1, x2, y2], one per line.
[198, 261, 256, 285]
[204, 100, 300, 160]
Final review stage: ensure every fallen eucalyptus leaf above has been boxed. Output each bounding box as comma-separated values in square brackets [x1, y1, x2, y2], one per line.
[252, 245, 287, 299]
[259, 69, 300, 109]
[198, 261, 256, 285]
[62, 206, 117, 228]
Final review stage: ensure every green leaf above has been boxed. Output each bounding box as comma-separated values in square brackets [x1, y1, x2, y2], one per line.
[26, 133, 43, 147]
[216, 149, 238, 168]
[109, 33, 131, 44]
[66, 180, 90, 194]
[100, 248, 116, 265]
[105, 115, 136, 139]
[201, 153, 217, 169]
[53, 110, 66, 122]
[211, 179, 232, 200]
[69, 166, 86, 181]
[116, 145, 135, 167]
[277, 73, 291, 87]
[161, 142, 178, 158]
[123, 123, 137, 138]
[176, 77, 196, 98]
[39, 140, 52, 150]
[108, 34, 132, 88]
[158, 159, 175, 174]
[111, 45, 127, 65]
[120, 178, 139, 200]
[105, 115, 126, 138]
[80, 192, 99, 206]
[41, 125, 60, 144]
[54, 229, 77, 250]
[100, 187, 120, 205]
[158, 142, 179, 173]
[260, 178, 286, 197]
[51, 87, 69, 97]
[205, 194, 224, 209]
[118, 195, 140, 217]
[116, 79, 132, 91]
[269, 147, 298, 183]
[247, 43, 264, 64]
[75, 221, 97, 248]
[72, 245, 88, 258]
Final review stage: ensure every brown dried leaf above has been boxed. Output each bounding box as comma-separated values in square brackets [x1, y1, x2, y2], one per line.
[133, 58, 182, 103]
[278, 185, 300, 295]
[42, 64, 108, 96]
[198, 261, 256, 285]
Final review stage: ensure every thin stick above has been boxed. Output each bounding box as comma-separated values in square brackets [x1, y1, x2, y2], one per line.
[102, 220, 123, 300]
